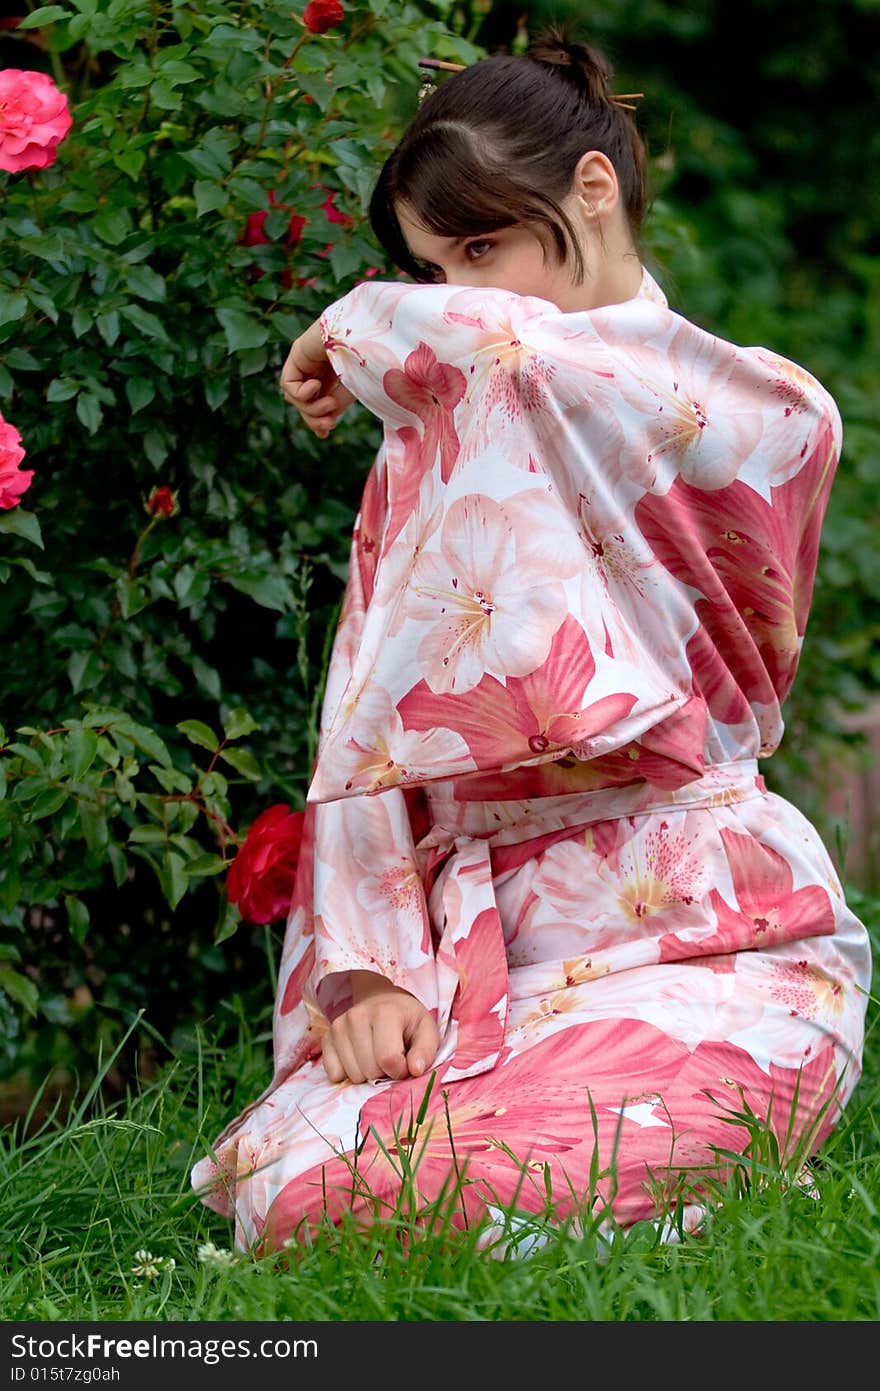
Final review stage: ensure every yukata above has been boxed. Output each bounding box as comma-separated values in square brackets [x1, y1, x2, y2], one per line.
[192, 267, 872, 1255]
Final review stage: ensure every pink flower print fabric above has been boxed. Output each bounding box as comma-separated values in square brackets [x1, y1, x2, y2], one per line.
[192, 267, 871, 1255]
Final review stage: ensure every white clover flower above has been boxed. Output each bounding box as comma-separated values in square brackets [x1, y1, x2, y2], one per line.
[131, 1249, 176, 1279]
[197, 1241, 238, 1268]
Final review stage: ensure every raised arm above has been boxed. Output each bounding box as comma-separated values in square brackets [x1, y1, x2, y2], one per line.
[279, 315, 356, 438]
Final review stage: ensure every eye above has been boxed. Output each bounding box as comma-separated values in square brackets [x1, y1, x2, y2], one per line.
[464, 240, 493, 261]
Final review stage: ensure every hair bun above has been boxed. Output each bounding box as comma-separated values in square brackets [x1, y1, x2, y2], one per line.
[526, 24, 615, 108]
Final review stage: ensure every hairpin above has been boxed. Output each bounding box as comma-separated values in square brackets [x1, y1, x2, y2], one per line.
[417, 56, 466, 104]
[417, 58, 467, 73]
[610, 92, 645, 112]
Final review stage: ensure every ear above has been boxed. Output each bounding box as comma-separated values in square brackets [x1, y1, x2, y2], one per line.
[571, 150, 620, 218]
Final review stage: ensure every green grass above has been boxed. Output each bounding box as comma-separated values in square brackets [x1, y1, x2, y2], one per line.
[2, 889, 879, 1323]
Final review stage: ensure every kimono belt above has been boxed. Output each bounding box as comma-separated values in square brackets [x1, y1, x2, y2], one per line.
[413, 758, 766, 1086]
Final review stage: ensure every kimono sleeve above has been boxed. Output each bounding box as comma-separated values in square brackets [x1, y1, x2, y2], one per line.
[307, 278, 709, 800]
[278, 459, 440, 1041]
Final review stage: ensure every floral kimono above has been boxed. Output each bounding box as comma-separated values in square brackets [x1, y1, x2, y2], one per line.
[192, 267, 871, 1255]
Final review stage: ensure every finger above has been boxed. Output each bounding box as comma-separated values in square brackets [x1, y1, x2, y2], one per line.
[328, 1023, 367, 1084]
[370, 1014, 409, 1081]
[405, 1013, 440, 1078]
[321, 1036, 345, 1084]
[281, 379, 320, 403]
[296, 394, 337, 416]
[347, 1017, 386, 1082]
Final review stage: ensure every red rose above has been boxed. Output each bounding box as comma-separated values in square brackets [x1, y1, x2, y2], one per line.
[240, 193, 307, 255]
[0, 412, 33, 510]
[226, 804, 305, 925]
[302, 0, 344, 35]
[241, 209, 271, 247]
[146, 485, 177, 517]
[319, 186, 354, 228]
[0, 69, 72, 173]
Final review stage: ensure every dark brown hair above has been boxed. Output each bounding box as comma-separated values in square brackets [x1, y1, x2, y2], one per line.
[369, 23, 648, 285]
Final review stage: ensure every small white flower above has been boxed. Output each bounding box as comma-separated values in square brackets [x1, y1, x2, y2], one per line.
[197, 1240, 238, 1268]
[131, 1249, 175, 1279]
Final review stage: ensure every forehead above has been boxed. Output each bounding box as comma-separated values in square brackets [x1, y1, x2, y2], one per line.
[395, 204, 464, 260]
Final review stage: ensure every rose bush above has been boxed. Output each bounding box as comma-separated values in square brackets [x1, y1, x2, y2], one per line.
[0, 68, 71, 173]
[0, 0, 481, 1093]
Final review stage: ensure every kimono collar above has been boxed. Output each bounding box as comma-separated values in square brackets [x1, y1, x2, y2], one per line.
[634, 265, 668, 309]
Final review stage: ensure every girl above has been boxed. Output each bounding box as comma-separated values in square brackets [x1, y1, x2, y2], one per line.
[192, 25, 872, 1256]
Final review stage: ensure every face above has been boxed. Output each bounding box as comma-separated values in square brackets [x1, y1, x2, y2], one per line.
[396, 198, 603, 312]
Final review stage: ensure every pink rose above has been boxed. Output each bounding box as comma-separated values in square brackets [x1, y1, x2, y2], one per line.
[0, 413, 33, 510]
[0, 69, 72, 174]
[226, 805, 305, 924]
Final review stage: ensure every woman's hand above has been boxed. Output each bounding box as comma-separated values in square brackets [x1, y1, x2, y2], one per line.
[321, 970, 440, 1084]
[280, 316, 356, 438]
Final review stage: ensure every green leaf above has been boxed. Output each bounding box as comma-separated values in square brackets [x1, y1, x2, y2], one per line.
[160, 850, 189, 909]
[64, 894, 90, 946]
[125, 265, 167, 302]
[150, 766, 192, 795]
[76, 393, 104, 434]
[6, 347, 38, 370]
[216, 307, 269, 353]
[28, 786, 69, 820]
[67, 726, 99, 779]
[114, 149, 146, 179]
[328, 240, 364, 281]
[176, 719, 219, 753]
[18, 6, 68, 27]
[222, 707, 260, 741]
[173, 565, 211, 607]
[9, 555, 51, 583]
[92, 206, 134, 246]
[125, 378, 156, 414]
[226, 572, 294, 611]
[185, 853, 228, 878]
[129, 824, 168, 845]
[0, 509, 43, 550]
[46, 376, 79, 403]
[72, 304, 92, 338]
[194, 180, 227, 217]
[0, 292, 28, 326]
[117, 721, 173, 769]
[96, 310, 121, 347]
[108, 843, 128, 888]
[214, 897, 241, 945]
[117, 62, 153, 90]
[121, 303, 170, 342]
[218, 746, 261, 780]
[115, 575, 150, 619]
[142, 429, 169, 468]
[0, 969, 39, 1018]
[191, 655, 222, 700]
[67, 649, 101, 695]
[78, 804, 109, 854]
